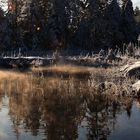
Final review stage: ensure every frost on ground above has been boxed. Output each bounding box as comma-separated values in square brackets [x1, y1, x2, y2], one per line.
[0, 52, 140, 98]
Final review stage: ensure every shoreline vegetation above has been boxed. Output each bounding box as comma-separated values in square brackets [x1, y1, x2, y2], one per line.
[0, 0, 140, 139]
[0, 48, 139, 99]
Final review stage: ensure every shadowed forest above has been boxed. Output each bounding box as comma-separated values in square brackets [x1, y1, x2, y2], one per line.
[0, 0, 140, 53]
[1, 1, 140, 140]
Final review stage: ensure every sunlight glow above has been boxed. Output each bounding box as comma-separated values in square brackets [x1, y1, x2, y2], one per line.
[132, 0, 140, 7]
[37, 27, 41, 31]
[0, 0, 8, 11]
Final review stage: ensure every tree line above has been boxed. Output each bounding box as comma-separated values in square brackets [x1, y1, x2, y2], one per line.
[0, 0, 140, 52]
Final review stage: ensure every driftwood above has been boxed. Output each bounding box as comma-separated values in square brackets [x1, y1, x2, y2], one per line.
[120, 61, 140, 78]
[0, 56, 111, 69]
[132, 81, 140, 97]
[132, 81, 140, 92]
[0, 57, 52, 69]
[120, 61, 140, 97]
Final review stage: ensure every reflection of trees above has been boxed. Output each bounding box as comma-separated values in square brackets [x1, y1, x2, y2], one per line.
[24, 94, 42, 136]
[0, 92, 4, 110]
[0, 80, 8, 110]
[8, 91, 42, 136]
[1, 77, 134, 140]
[86, 94, 122, 140]
[8, 85, 86, 140]
[9, 92, 30, 137]
[41, 89, 86, 140]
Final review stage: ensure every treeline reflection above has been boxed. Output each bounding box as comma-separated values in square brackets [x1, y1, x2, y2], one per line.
[0, 78, 134, 140]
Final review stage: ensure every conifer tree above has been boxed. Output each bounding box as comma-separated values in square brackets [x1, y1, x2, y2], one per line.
[121, 0, 138, 43]
[105, 0, 123, 48]
[0, 7, 6, 49]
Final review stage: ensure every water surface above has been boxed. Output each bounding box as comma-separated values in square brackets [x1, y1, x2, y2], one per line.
[0, 70, 139, 140]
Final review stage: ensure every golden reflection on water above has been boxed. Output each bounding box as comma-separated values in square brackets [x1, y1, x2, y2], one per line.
[0, 69, 138, 140]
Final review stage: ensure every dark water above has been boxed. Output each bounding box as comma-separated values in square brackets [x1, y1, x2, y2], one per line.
[0, 77, 140, 140]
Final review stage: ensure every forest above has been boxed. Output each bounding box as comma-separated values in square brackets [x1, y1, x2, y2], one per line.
[1, 1, 140, 140]
[0, 0, 140, 53]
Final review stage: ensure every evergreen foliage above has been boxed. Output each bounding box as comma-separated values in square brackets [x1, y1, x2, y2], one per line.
[0, 0, 139, 52]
